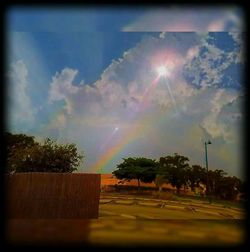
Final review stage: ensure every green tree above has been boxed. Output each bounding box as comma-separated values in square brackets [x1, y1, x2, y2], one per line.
[112, 157, 157, 190]
[238, 180, 246, 200]
[5, 132, 38, 173]
[205, 169, 244, 200]
[158, 153, 189, 194]
[154, 174, 169, 192]
[6, 133, 83, 173]
[207, 169, 227, 197]
[154, 159, 171, 192]
[215, 176, 242, 200]
[186, 165, 207, 192]
[5, 132, 37, 151]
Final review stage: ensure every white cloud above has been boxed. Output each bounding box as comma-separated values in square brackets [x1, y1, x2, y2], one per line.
[186, 46, 200, 60]
[48, 68, 79, 103]
[183, 34, 243, 89]
[7, 60, 35, 130]
[200, 88, 239, 141]
[228, 32, 244, 64]
[45, 32, 243, 176]
[47, 32, 242, 136]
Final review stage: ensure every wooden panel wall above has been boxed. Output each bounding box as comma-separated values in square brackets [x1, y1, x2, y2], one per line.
[5, 173, 101, 219]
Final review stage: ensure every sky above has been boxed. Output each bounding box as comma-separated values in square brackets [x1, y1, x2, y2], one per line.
[6, 5, 245, 178]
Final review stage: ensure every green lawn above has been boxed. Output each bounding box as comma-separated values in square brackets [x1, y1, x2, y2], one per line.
[88, 192, 246, 246]
[89, 219, 244, 246]
[174, 193, 245, 209]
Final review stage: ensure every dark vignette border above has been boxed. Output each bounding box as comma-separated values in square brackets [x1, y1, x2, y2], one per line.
[1, 1, 249, 251]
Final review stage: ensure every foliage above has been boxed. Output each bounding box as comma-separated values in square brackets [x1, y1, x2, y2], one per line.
[186, 165, 207, 192]
[207, 170, 242, 200]
[5, 132, 38, 173]
[5, 132, 37, 151]
[114, 153, 245, 200]
[207, 169, 227, 196]
[217, 176, 242, 200]
[158, 153, 190, 194]
[112, 157, 157, 189]
[5, 132, 83, 173]
[154, 174, 169, 192]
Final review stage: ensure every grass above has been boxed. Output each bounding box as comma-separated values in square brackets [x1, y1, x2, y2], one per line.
[99, 193, 245, 218]
[99, 203, 224, 219]
[101, 190, 245, 209]
[174, 193, 245, 209]
[90, 192, 245, 246]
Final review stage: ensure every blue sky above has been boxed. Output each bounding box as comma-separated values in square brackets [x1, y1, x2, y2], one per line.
[7, 7, 146, 31]
[6, 6, 245, 178]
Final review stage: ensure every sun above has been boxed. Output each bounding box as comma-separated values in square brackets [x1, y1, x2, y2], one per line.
[156, 65, 169, 77]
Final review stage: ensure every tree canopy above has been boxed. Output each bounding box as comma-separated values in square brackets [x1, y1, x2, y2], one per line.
[186, 165, 207, 192]
[112, 153, 245, 200]
[158, 153, 190, 194]
[5, 132, 83, 173]
[112, 157, 157, 189]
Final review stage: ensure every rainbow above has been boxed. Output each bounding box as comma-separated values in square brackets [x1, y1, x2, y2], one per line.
[90, 76, 162, 173]
[89, 115, 151, 173]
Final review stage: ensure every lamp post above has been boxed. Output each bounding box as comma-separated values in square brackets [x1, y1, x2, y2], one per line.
[205, 140, 211, 201]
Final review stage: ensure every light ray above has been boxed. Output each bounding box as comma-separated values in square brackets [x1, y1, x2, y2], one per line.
[164, 78, 178, 113]
[99, 126, 119, 151]
[90, 75, 161, 172]
[157, 65, 169, 77]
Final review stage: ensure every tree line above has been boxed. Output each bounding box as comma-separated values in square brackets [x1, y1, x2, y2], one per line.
[5, 132, 245, 201]
[112, 155, 245, 201]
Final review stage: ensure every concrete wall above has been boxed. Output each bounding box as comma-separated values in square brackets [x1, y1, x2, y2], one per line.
[5, 173, 101, 219]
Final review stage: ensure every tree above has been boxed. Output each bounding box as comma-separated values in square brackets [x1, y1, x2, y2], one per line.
[5, 132, 39, 173]
[215, 176, 242, 200]
[186, 165, 207, 192]
[112, 157, 157, 190]
[5, 132, 37, 151]
[154, 174, 169, 192]
[36, 138, 84, 173]
[238, 180, 246, 200]
[207, 169, 227, 197]
[204, 169, 244, 200]
[158, 153, 189, 194]
[6, 133, 83, 173]
[154, 159, 171, 192]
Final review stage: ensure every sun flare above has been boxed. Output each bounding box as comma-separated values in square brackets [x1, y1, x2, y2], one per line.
[157, 65, 168, 77]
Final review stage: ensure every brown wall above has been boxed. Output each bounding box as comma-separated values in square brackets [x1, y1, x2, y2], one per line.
[101, 174, 176, 190]
[5, 173, 101, 219]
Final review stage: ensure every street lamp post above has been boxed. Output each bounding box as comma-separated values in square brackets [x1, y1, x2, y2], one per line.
[205, 140, 211, 201]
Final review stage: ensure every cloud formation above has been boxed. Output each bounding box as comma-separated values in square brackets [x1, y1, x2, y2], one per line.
[7, 60, 35, 131]
[49, 68, 79, 103]
[45, 32, 244, 177]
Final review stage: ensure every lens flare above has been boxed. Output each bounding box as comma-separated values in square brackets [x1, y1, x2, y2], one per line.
[157, 65, 168, 77]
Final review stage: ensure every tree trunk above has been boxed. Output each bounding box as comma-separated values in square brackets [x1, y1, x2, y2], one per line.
[137, 179, 140, 190]
[176, 186, 180, 194]
[191, 183, 195, 192]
